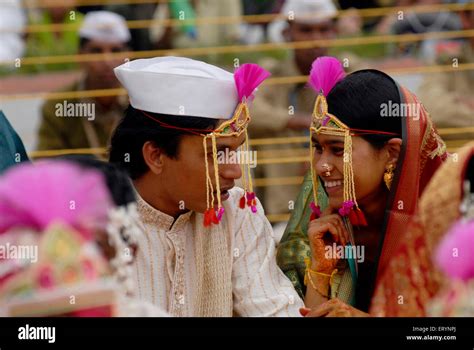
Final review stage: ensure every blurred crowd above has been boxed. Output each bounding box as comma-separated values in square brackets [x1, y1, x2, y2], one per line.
[2, 0, 473, 62]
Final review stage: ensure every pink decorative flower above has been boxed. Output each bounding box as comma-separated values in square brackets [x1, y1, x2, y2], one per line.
[308, 56, 346, 96]
[435, 220, 474, 282]
[234, 64, 271, 102]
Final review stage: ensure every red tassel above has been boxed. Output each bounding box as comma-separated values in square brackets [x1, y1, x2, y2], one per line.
[348, 208, 368, 227]
[348, 209, 359, 226]
[203, 209, 211, 227]
[239, 196, 246, 209]
[211, 209, 219, 225]
[309, 202, 321, 222]
[356, 209, 368, 226]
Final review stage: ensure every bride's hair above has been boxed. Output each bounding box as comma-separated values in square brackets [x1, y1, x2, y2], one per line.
[327, 70, 403, 149]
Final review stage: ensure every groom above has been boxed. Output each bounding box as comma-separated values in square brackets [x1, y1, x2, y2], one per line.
[110, 56, 303, 316]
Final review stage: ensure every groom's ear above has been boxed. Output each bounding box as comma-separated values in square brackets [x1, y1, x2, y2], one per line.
[142, 141, 165, 175]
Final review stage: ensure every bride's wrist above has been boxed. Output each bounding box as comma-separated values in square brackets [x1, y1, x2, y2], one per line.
[310, 260, 334, 275]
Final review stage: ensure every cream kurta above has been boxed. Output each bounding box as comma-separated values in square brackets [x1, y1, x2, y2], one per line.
[133, 187, 303, 317]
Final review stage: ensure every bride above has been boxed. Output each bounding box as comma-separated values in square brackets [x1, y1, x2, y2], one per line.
[277, 56, 447, 316]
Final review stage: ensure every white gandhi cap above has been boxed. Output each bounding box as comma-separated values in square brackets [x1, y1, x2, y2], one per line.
[268, 0, 337, 43]
[114, 56, 239, 120]
[79, 11, 131, 43]
[282, 0, 337, 24]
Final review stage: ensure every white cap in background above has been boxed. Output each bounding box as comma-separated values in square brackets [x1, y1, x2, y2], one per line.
[79, 11, 131, 43]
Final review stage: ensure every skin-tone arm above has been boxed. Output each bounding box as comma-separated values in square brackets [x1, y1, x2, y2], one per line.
[304, 272, 330, 308]
[301, 208, 369, 317]
[303, 207, 348, 309]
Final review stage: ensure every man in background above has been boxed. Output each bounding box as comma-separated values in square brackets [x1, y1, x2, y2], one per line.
[418, 1, 474, 137]
[37, 11, 131, 151]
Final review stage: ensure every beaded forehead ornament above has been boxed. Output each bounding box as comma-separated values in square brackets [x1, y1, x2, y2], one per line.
[308, 57, 398, 226]
[201, 64, 270, 227]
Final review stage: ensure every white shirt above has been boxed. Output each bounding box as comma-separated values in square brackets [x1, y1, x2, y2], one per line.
[132, 187, 303, 317]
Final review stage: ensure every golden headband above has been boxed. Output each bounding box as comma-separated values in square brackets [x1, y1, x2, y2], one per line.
[309, 92, 367, 226]
[307, 57, 403, 227]
[201, 63, 270, 227]
[201, 101, 256, 227]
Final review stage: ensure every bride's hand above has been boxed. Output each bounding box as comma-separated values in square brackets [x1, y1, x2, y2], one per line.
[307, 207, 349, 274]
[300, 298, 369, 317]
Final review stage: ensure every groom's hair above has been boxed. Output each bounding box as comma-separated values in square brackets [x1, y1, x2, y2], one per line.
[109, 105, 219, 180]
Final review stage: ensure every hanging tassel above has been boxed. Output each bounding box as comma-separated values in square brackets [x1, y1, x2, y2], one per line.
[203, 209, 212, 227]
[204, 208, 226, 227]
[217, 207, 225, 221]
[246, 192, 257, 213]
[203, 136, 214, 228]
[309, 137, 321, 222]
[348, 209, 359, 226]
[250, 202, 257, 213]
[355, 208, 368, 226]
[246, 191, 255, 203]
[348, 208, 368, 227]
[239, 195, 246, 209]
[211, 209, 219, 225]
[338, 200, 354, 217]
[310, 201, 321, 221]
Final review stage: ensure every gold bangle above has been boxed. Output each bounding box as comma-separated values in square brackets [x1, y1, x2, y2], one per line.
[305, 269, 329, 298]
[308, 268, 339, 286]
[304, 258, 338, 286]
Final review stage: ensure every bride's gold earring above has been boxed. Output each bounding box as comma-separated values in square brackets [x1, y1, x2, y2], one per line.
[384, 164, 395, 190]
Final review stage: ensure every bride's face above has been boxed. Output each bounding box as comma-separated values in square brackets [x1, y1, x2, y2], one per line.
[312, 133, 390, 211]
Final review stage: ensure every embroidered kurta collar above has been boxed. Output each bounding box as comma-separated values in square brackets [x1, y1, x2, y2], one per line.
[135, 191, 193, 231]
